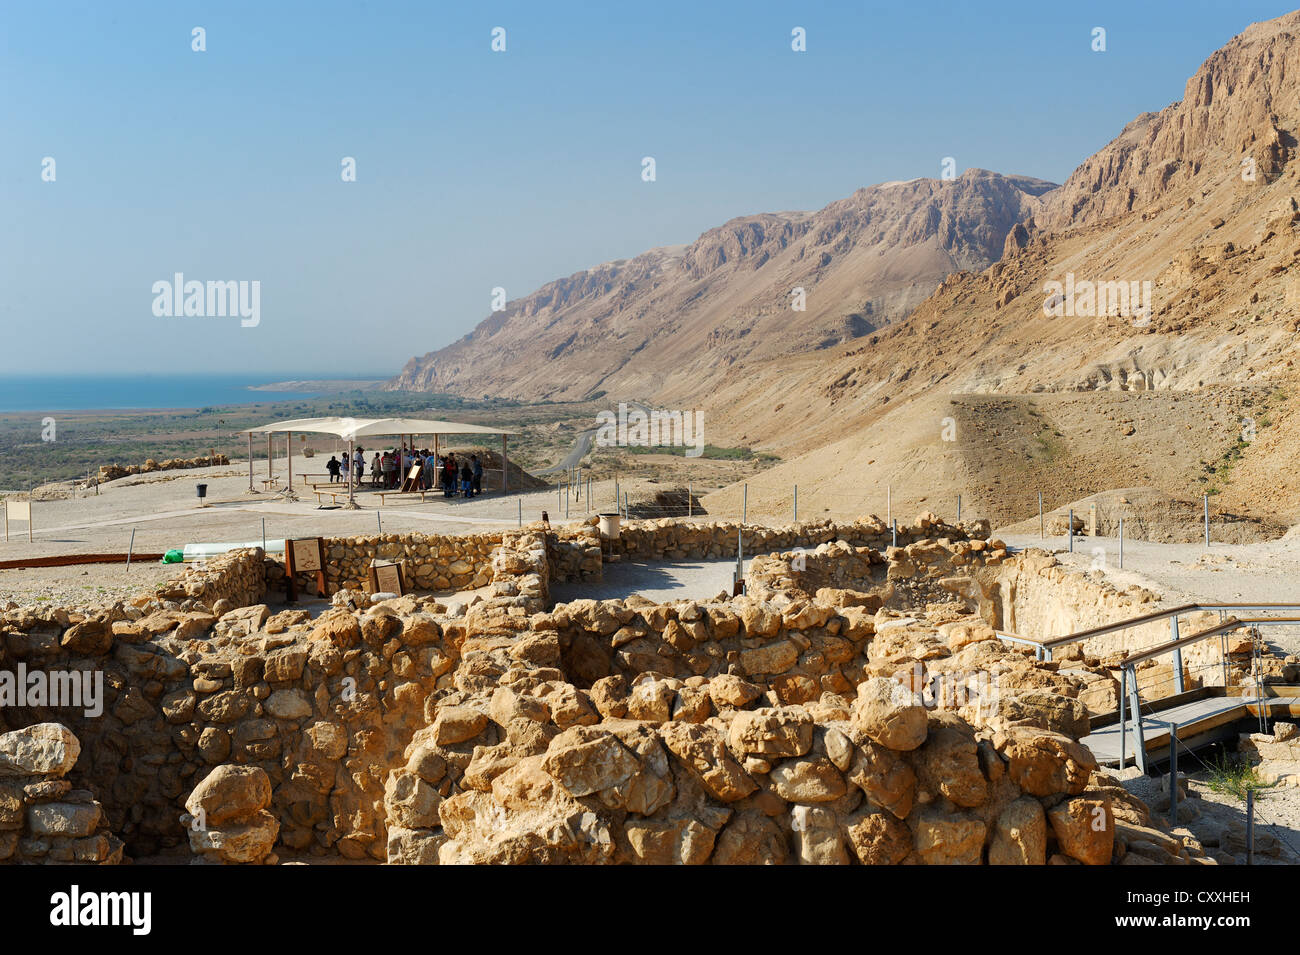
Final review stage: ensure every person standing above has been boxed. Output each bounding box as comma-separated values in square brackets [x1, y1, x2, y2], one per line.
[371, 452, 381, 486]
[471, 455, 483, 497]
[353, 448, 365, 486]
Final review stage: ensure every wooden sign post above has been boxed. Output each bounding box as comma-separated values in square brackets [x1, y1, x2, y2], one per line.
[400, 463, 423, 493]
[5, 501, 32, 542]
[284, 537, 326, 602]
[368, 559, 405, 596]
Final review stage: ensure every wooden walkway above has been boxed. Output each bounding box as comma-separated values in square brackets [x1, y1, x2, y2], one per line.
[1082, 696, 1300, 766]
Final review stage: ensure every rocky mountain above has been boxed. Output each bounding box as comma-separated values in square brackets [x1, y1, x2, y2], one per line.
[387, 169, 1056, 401]
[696, 9, 1300, 529]
[394, 9, 1300, 532]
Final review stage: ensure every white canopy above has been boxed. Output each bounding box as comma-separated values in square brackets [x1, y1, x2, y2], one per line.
[248, 416, 518, 439]
[242, 416, 519, 506]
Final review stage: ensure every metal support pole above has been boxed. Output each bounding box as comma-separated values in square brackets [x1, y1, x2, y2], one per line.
[502, 434, 508, 495]
[1204, 494, 1210, 549]
[1221, 632, 1230, 688]
[1171, 615, 1185, 694]
[1118, 518, 1124, 569]
[1119, 667, 1127, 769]
[891, 519, 897, 548]
[261, 518, 266, 552]
[377, 511, 383, 534]
[743, 483, 748, 524]
[688, 481, 692, 518]
[518, 498, 522, 527]
[1068, 509, 1074, 552]
[1168, 721, 1178, 826]
[1127, 665, 1147, 774]
[268, 433, 273, 483]
[1038, 491, 1044, 539]
[957, 494, 962, 521]
[288, 431, 293, 491]
[565, 483, 570, 520]
[793, 485, 798, 523]
[126, 528, 136, 571]
[248, 432, 254, 491]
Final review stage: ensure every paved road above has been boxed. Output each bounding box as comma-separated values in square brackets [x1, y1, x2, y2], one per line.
[537, 428, 594, 475]
[536, 399, 652, 476]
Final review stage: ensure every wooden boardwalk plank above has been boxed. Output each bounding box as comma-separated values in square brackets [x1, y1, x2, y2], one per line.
[1082, 697, 1248, 764]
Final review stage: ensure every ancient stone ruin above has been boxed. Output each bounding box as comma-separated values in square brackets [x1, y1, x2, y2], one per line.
[0, 515, 1241, 864]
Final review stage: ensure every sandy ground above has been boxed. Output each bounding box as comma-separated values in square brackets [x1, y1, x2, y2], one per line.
[0, 455, 612, 563]
[0, 562, 178, 609]
[1119, 766, 1300, 864]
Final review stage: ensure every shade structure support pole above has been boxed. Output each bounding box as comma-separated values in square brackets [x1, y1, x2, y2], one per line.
[344, 438, 359, 508]
[268, 433, 273, 484]
[248, 432, 254, 492]
[502, 435, 509, 495]
[288, 432, 293, 491]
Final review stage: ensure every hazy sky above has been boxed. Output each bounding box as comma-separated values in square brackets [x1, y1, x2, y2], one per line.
[2, 0, 1294, 378]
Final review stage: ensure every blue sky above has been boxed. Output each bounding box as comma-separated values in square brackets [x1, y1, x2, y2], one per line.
[2, 0, 1295, 377]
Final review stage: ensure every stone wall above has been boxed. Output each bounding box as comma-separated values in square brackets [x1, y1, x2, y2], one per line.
[0, 723, 124, 864]
[607, 515, 985, 562]
[382, 595, 1205, 865]
[974, 550, 1251, 694]
[156, 547, 268, 614]
[265, 532, 501, 597]
[747, 537, 1010, 612]
[97, 454, 230, 483]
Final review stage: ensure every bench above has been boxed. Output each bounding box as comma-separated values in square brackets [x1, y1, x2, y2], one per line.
[313, 488, 349, 506]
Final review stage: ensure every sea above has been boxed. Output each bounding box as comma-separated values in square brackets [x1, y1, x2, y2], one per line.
[0, 374, 369, 413]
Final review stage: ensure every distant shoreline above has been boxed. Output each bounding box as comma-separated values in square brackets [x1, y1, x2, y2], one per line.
[248, 378, 387, 393]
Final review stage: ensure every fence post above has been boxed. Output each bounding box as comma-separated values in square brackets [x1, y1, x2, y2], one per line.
[518, 498, 522, 528]
[688, 482, 692, 518]
[262, 518, 266, 551]
[957, 494, 962, 521]
[1204, 494, 1210, 549]
[1118, 518, 1124, 570]
[1246, 789, 1255, 865]
[377, 511, 382, 534]
[1038, 491, 1044, 539]
[1171, 615, 1184, 694]
[793, 485, 798, 523]
[891, 519, 897, 548]
[1068, 509, 1074, 553]
[743, 484, 747, 524]
[126, 528, 136, 571]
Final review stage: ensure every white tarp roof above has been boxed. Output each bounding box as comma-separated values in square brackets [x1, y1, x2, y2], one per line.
[247, 416, 518, 440]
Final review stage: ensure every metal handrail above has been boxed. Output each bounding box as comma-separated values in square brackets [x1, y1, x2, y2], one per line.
[1114, 615, 1300, 771]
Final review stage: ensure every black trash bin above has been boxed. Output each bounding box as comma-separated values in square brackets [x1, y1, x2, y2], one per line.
[196, 483, 208, 503]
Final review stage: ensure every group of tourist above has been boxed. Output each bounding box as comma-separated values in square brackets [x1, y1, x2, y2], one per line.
[323, 445, 485, 497]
